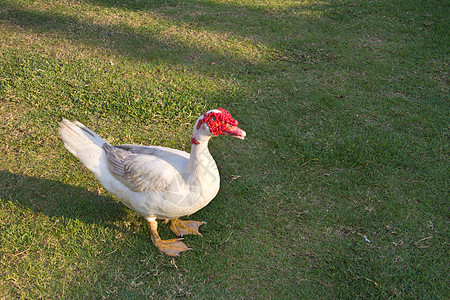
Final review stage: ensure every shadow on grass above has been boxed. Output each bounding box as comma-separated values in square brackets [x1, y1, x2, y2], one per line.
[0, 0, 329, 72]
[0, 170, 127, 228]
[0, 5, 253, 65]
[0, 170, 190, 297]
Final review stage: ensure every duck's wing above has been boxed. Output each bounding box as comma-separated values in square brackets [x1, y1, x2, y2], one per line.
[115, 144, 189, 170]
[103, 144, 187, 193]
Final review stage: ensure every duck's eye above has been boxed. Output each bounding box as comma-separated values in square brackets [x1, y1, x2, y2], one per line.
[211, 116, 216, 121]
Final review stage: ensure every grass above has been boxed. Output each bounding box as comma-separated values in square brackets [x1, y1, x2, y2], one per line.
[0, 0, 448, 298]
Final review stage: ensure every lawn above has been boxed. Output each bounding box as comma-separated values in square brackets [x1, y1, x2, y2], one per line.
[0, 0, 448, 298]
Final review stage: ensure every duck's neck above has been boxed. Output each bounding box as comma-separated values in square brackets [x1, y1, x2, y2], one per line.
[185, 138, 219, 186]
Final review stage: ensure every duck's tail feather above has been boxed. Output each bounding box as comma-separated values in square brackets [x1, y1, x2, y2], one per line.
[59, 119, 107, 175]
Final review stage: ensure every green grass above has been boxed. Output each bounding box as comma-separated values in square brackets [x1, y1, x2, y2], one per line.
[0, 0, 448, 298]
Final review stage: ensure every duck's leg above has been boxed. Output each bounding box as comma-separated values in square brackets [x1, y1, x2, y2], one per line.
[169, 218, 206, 237]
[147, 219, 191, 257]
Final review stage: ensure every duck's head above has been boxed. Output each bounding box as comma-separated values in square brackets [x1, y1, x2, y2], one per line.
[192, 108, 246, 144]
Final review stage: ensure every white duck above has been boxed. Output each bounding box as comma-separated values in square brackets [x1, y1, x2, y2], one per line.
[59, 108, 246, 256]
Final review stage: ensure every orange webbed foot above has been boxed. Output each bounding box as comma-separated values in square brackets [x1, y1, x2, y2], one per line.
[170, 218, 206, 237]
[148, 219, 192, 257]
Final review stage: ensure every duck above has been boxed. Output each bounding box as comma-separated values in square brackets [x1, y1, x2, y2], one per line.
[59, 108, 246, 256]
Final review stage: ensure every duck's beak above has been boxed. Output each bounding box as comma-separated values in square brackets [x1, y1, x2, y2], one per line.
[223, 125, 246, 140]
